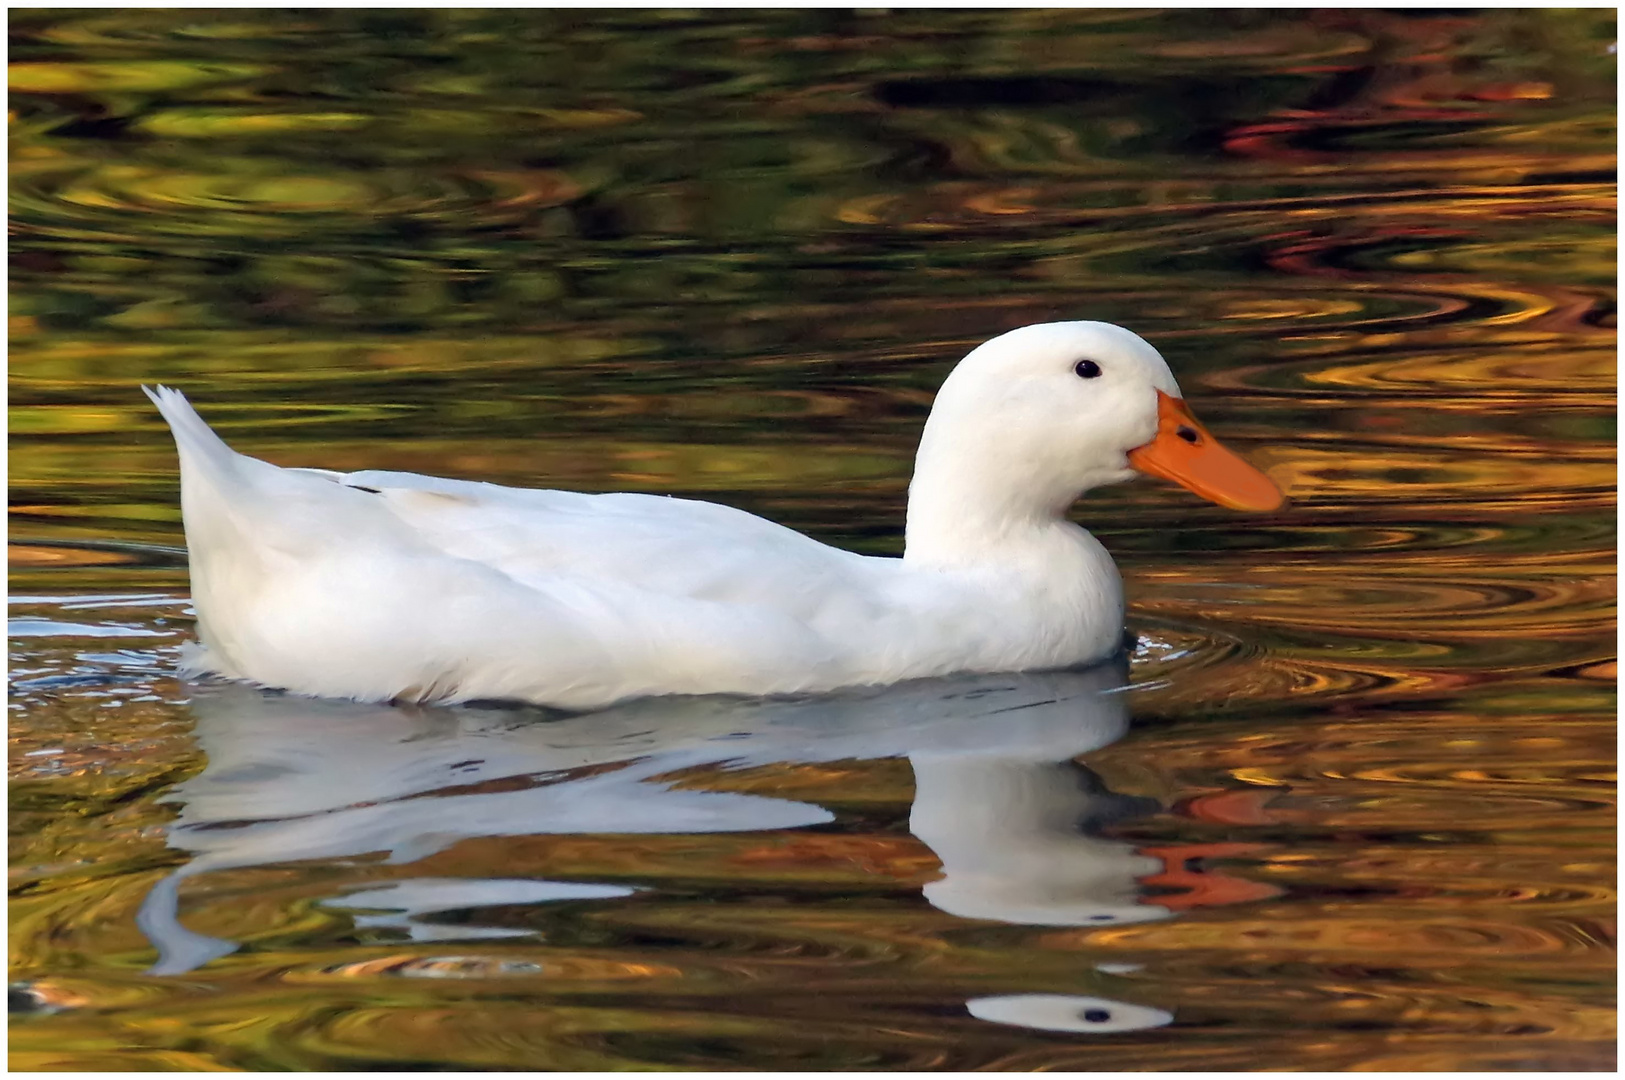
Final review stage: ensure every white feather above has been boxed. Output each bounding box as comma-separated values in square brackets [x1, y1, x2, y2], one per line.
[145, 321, 1187, 708]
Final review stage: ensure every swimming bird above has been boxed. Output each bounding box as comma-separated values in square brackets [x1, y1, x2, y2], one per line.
[145, 320, 1282, 709]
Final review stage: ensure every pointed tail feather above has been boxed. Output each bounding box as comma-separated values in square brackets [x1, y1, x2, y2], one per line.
[143, 385, 245, 485]
[143, 385, 399, 559]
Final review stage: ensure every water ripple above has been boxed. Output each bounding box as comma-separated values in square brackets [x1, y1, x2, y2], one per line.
[8, 7, 1614, 1072]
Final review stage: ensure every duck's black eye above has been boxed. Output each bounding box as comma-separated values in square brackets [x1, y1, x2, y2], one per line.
[1074, 359, 1102, 379]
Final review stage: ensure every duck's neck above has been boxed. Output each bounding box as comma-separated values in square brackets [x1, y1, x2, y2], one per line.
[903, 435, 1089, 569]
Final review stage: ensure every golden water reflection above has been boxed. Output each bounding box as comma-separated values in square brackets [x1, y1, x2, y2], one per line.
[9, 7, 1616, 1073]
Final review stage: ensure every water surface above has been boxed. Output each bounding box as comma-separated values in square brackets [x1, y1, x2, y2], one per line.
[9, 8, 1616, 1071]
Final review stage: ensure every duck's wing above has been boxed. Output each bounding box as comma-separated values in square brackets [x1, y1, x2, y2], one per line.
[144, 384, 888, 617]
[331, 467, 893, 620]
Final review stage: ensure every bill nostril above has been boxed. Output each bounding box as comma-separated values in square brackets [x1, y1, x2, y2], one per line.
[1176, 425, 1200, 444]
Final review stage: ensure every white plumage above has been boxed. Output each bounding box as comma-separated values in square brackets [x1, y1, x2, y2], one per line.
[146, 320, 1279, 709]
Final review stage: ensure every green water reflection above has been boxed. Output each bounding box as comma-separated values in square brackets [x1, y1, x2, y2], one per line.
[9, 8, 1616, 1072]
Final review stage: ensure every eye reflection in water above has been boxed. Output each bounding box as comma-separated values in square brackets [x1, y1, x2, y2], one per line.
[139, 657, 1187, 1033]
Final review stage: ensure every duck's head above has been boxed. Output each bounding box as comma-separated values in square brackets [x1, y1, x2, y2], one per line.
[914, 321, 1283, 518]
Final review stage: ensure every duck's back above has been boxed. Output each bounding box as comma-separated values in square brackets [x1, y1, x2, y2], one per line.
[334, 467, 887, 612]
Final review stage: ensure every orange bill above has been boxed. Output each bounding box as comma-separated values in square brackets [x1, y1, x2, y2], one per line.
[1126, 390, 1284, 512]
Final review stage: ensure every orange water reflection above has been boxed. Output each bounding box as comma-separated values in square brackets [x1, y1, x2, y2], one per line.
[9, 7, 1616, 1073]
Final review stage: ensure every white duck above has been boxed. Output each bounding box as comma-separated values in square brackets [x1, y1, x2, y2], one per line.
[146, 320, 1282, 709]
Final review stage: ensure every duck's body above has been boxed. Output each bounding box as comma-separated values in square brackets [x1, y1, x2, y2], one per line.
[147, 321, 1281, 709]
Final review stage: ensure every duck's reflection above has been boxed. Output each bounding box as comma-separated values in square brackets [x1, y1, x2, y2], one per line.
[143, 660, 1176, 1033]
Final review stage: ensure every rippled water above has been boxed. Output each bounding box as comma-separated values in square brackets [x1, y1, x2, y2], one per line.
[9, 8, 1616, 1072]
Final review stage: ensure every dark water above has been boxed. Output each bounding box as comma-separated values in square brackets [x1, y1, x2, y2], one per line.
[8, 8, 1616, 1071]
